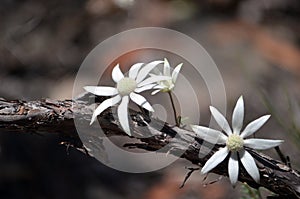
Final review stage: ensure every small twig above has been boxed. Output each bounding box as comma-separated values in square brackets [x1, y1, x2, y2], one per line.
[203, 176, 223, 187]
[275, 146, 288, 165]
[287, 156, 292, 168]
[180, 167, 200, 188]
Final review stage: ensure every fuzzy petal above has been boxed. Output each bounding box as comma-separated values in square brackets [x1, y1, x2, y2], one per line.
[172, 63, 183, 83]
[130, 93, 154, 112]
[84, 86, 118, 96]
[134, 84, 156, 93]
[129, 63, 144, 79]
[240, 150, 260, 183]
[244, 138, 283, 150]
[163, 58, 171, 76]
[118, 96, 131, 136]
[136, 60, 164, 83]
[112, 64, 124, 83]
[232, 96, 244, 134]
[210, 106, 232, 135]
[90, 95, 121, 124]
[228, 152, 239, 186]
[240, 115, 271, 138]
[201, 147, 229, 174]
[190, 125, 227, 144]
[137, 75, 171, 87]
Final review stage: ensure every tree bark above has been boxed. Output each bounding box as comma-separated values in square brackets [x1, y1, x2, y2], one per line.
[0, 94, 300, 198]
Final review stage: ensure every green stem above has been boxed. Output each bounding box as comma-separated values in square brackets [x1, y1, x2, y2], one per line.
[168, 91, 180, 127]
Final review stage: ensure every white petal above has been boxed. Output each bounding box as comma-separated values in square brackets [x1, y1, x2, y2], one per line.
[228, 152, 239, 186]
[129, 63, 144, 79]
[163, 58, 171, 76]
[150, 85, 166, 95]
[137, 75, 171, 87]
[151, 89, 161, 95]
[201, 147, 229, 174]
[244, 139, 284, 150]
[210, 106, 232, 135]
[84, 86, 118, 96]
[232, 96, 244, 134]
[136, 60, 164, 83]
[153, 84, 165, 89]
[129, 93, 154, 112]
[171, 63, 183, 83]
[118, 96, 131, 136]
[190, 125, 227, 144]
[134, 84, 156, 93]
[90, 95, 121, 124]
[112, 64, 124, 83]
[240, 115, 271, 138]
[240, 150, 260, 183]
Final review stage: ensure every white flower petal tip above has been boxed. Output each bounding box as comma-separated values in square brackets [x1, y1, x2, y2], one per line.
[209, 106, 232, 135]
[240, 150, 260, 183]
[164, 58, 169, 66]
[118, 96, 131, 136]
[163, 58, 171, 76]
[84, 86, 118, 96]
[228, 152, 239, 186]
[201, 147, 229, 174]
[129, 63, 144, 79]
[83, 86, 98, 94]
[232, 96, 244, 134]
[244, 139, 284, 150]
[112, 64, 124, 83]
[240, 115, 271, 138]
[172, 63, 183, 83]
[83, 86, 91, 92]
[89, 116, 96, 125]
[151, 89, 161, 95]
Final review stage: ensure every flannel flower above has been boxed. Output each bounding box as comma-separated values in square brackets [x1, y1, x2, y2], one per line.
[191, 96, 284, 185]
[84, 60, 170, 136]
[151, 58, 182, 95]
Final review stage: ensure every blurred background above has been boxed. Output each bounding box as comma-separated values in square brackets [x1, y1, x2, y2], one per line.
[1, 0, 300, 198]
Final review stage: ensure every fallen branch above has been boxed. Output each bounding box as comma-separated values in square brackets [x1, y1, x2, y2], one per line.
[0, 94, 300, 198]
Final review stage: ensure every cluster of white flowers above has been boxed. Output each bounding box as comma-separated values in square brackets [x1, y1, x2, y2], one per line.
[84, 58, 182, 136]
[84, 58, 284, 187]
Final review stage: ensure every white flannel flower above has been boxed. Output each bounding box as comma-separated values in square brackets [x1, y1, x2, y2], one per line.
[151, 58, 182, 95]
[191, 96, 284, 186]
[84, 60, 170, 136]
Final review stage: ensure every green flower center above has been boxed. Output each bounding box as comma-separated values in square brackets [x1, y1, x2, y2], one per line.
[226, 134, 244, 152]
[160, 79, 174, 92]
[117, 77, 137, 96]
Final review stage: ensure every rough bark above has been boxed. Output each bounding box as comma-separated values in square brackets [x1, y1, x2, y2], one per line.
[0, 94, 300, 198]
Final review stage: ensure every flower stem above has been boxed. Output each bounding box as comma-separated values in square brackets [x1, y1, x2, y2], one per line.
[168, 91, 180, 127]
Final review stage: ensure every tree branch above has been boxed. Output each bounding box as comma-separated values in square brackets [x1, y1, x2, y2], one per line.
[0, 95, 300, 198]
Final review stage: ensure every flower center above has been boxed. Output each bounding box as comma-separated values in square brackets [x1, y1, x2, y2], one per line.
[161, 79, 174, 92]
[226, 134, 244, 152]
[117, 77, 137, 96]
